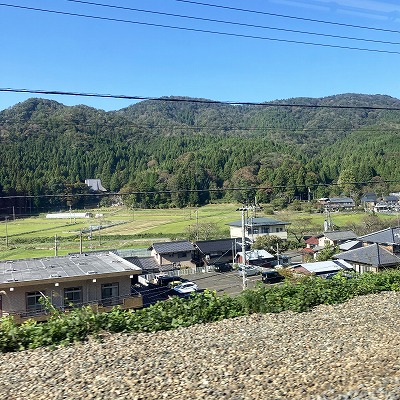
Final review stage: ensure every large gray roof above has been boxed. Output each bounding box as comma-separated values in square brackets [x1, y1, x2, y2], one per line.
[323, 231, 358, 241]
[150, 241, 195, 254]
[195, 239, 239, 254]
[334, 244, 400, 267]
[228, 217, 290, 227]
[0, 252, 141, 288]
[124, 256, 160, 272]
[358, 227, 400, 245]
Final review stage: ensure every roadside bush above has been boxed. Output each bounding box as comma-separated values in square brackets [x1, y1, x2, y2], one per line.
[2, 270, 400, 352]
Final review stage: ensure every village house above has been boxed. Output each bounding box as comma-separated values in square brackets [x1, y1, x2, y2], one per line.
[317, 230, 358, 247]
[236, 249, 275, 268]
[0, 252, 142, 322]
[149, 241, 196, 269]
[193, 238, 242, 266]
[228, 217, 290, 241]
[334, 244, 400, 273]
[318, 197, 355, 211]
[302, 231, 359, 261]
[357, 227, 400, 254]
[292, 260, 354, 277]
[333, 227, 400, 273]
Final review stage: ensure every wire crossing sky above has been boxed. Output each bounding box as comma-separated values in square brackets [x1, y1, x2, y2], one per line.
[1, 0, 400, 111]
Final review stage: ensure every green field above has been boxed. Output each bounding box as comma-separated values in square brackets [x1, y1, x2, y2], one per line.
[0, 204, 396, 261]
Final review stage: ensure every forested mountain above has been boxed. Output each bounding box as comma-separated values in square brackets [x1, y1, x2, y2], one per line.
[0, 94, 399, 214]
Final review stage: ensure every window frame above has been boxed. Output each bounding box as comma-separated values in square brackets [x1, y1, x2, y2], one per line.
[64, 287, 83, 307]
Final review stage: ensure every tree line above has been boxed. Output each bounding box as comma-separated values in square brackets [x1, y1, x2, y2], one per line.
[0, 95, 399, 215]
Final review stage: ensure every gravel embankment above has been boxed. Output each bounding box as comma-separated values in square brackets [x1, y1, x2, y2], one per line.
[1, 292, 400, 399]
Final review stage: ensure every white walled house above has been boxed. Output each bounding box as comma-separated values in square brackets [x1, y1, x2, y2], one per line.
[228, 217, 290, 241]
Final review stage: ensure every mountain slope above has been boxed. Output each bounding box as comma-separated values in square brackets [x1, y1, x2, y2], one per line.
[0, 93, 399, 212]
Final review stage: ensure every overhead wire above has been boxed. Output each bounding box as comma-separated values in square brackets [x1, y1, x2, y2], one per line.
[2, 88, 400, 110]
[175, 0, 400, 35]
[0, 180, 398, 200]
[0, 2, 399, 54]
[64, 0, 400, 47]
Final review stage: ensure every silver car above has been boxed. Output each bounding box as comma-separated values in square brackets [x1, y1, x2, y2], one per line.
[237, 265, 260, 277]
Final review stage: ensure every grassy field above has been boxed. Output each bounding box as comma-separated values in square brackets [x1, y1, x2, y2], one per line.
[0, 203, 395, 261]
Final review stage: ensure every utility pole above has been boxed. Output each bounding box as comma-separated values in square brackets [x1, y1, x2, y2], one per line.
[98, 223, 101, 247]
[276, 243, 280, 267]
[54, 235, 58, 257]
[240, 207, 247, 290]
[5, 216, 9, 248]
[237, 204, 264, 290]
[195, 208, 199, 241]
[79, 231, 83, 254]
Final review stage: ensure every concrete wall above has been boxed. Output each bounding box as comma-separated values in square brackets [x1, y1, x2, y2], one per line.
[0, 275, 132, 315]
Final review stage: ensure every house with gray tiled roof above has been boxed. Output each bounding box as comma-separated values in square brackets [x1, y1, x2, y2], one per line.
[318, 197, 355, 210]
[193, 238, 243, 266]
[334, 243, 400, 273]
[149, 241, 196, 268]
[318, 231, 358, 247]
[357, 227, 400, 254]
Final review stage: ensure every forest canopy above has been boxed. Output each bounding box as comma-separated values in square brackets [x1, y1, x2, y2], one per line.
[0, 94, 399, 214]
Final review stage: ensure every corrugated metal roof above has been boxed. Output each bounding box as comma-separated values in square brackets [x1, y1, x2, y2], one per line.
[237, 249, 274, 261]
[292, 260, 353, 274]
[0, 252, 141, 287]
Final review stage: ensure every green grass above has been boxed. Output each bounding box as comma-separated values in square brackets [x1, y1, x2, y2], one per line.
[0, 203, 394, 261]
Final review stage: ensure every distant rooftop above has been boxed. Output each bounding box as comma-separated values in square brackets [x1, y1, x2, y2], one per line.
[150, 241, 195, 254]
[85, 179, 107, 192]
[228, 217, 290, 227]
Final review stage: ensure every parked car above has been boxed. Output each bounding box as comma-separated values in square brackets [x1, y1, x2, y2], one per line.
[324, 271, 354, 280]
[172, 281, 199, 294]
[154, 275, 187, 287]
[261, 269, 285, 284]
[167, 280, 184, 289]
[214, 262, 233, 273]
[237, 265, 260, 277]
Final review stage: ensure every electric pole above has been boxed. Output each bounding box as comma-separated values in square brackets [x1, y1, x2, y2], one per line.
[5, 216, 9, 248]
[54, 234, 58, 257]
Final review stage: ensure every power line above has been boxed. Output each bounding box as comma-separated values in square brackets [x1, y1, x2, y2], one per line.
[0, 180, 398, 200]
[175, 0, 400, 35]
[64, 0, 400, 47]
[2, 88, 400, 111]
[0, 3, 399, 54]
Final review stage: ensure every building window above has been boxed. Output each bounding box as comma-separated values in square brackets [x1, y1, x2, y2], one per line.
[101, 283, 119, 306]
[64, 287, 82, 307]
[26, 291, 45, 313]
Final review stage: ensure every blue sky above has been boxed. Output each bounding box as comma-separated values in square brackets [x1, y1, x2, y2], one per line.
[1, 0, 400, 111]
